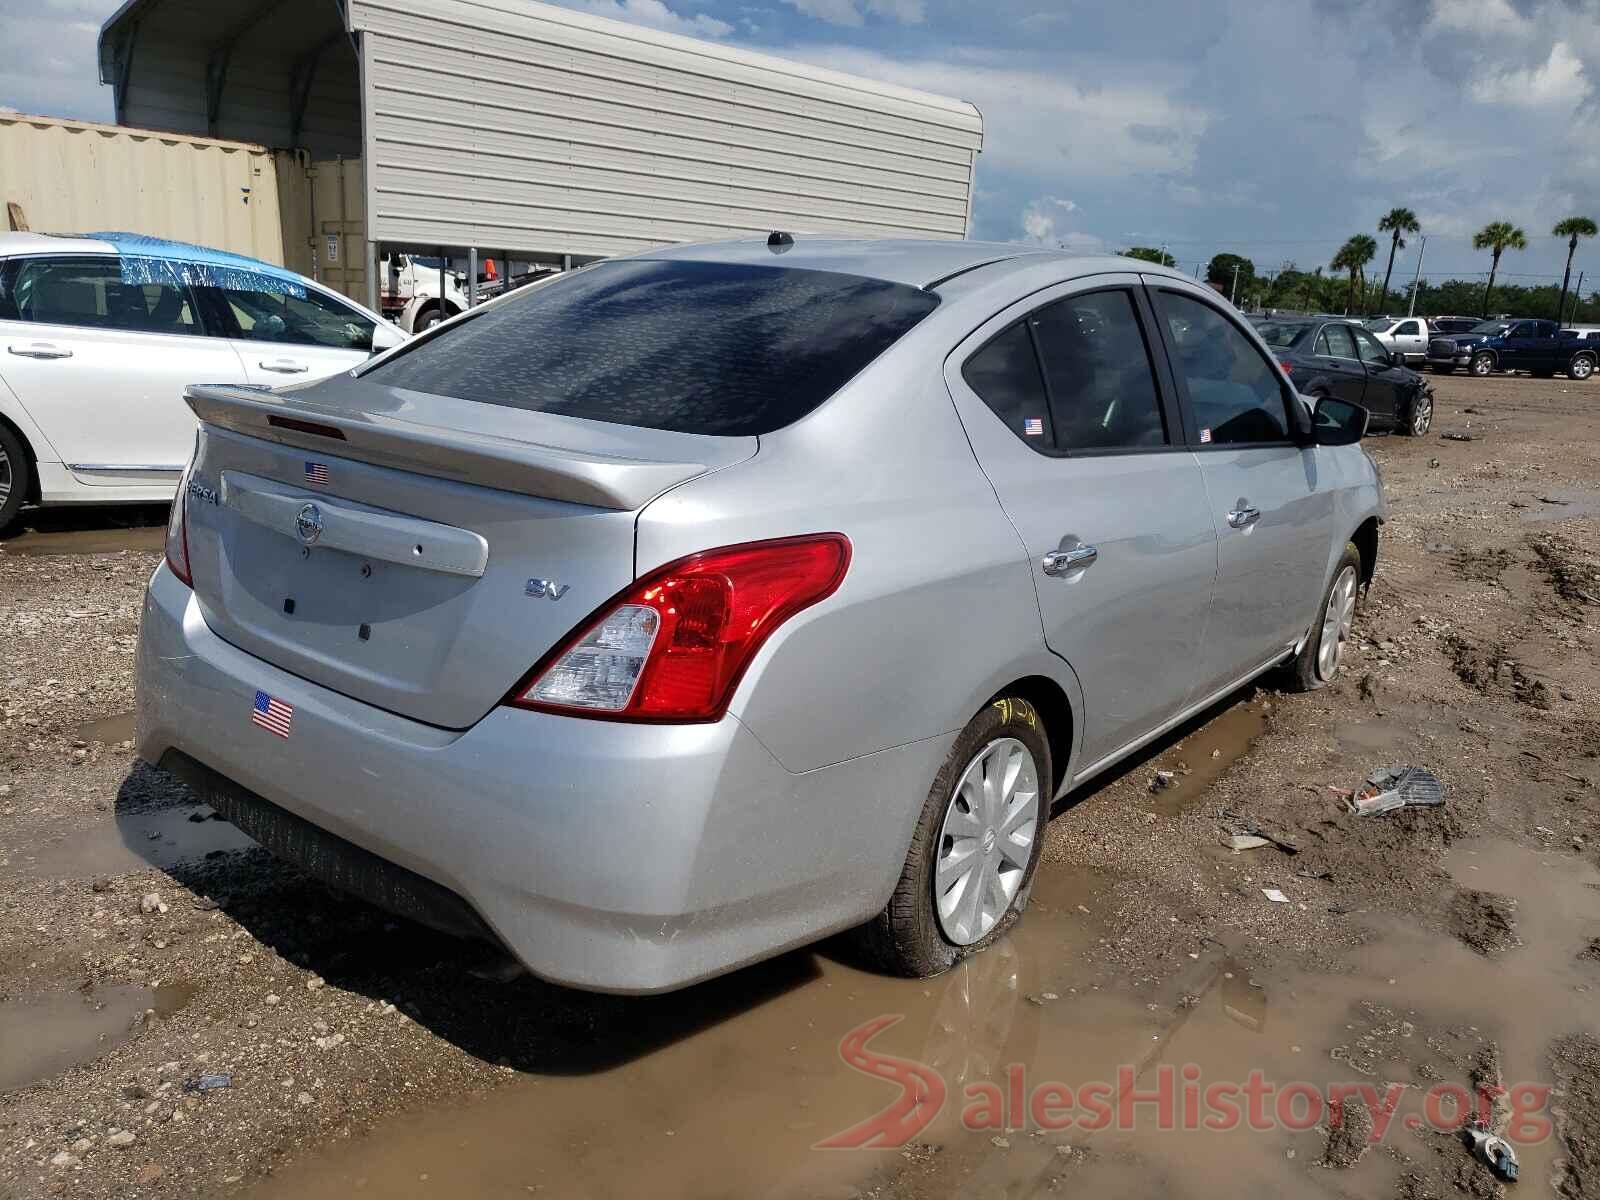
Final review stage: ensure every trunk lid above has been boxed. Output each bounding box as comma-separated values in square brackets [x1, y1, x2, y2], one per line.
[180, 378, 756, 729]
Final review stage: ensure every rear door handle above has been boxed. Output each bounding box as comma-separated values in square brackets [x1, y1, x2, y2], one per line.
[1041, 544, 1098, 575]
[1227, 505, 1262, 529]
[258, 358, 309, 374]
[7, 342, 72, 360]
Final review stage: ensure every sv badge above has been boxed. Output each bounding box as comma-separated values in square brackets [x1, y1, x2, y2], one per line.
[525, 578, 570, 600]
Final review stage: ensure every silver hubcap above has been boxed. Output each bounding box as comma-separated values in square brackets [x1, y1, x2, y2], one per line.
[935, 737, 1040, 946]
[1411, 395, 1432, 434]
[1317, 566, 1358, 681]
[0, 445, 10, 508]
[1473, 356, 1492, 376]
[1574, 358, 1593, 379]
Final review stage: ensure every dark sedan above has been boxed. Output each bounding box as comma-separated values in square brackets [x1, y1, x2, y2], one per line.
[1257, 317, 1435, 436]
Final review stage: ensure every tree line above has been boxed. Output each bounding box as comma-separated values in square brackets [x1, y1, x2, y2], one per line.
[1121, 212, 1599, 322]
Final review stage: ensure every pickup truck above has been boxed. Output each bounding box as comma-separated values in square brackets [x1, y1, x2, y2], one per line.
[1426, 318, 1597, 380]
[1365, 316, 1428, 365]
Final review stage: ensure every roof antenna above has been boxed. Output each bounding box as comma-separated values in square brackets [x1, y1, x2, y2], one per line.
[767, 230, 795, 253]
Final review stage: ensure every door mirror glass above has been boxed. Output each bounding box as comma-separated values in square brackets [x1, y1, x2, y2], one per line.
[370, 320, 406, 354]
[1313, 396, 1368, 446]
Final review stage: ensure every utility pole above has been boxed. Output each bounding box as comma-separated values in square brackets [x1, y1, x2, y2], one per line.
[1230, 262, 1240, 305]
[1407, 234, 1427, 317]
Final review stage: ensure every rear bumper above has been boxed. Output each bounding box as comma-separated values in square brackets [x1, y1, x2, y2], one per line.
[136, 565, 945, 993]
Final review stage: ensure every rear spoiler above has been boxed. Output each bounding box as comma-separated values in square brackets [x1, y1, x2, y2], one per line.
[184, 384, 722, 512]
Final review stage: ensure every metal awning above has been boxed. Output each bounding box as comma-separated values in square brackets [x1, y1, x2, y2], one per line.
[98, 0, 359, 156]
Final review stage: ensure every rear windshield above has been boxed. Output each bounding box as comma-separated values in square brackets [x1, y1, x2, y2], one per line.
[1255, 322, 1310, 348]
[366, 259, 940, 436]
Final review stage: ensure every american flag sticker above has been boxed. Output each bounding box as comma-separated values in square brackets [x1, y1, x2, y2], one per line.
[1199, 428, 1213, 444]
[304, 461, 329, 487]
[1023, 417, 1045, 437]
[251, 689, 294, 739]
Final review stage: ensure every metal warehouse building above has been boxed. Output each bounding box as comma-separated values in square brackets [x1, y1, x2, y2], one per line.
[96, 0, 984, 307]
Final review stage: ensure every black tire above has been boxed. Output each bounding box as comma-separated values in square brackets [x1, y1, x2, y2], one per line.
[854, 696, 1052, 978]
[1568, 353, 1595, 382]
[0, 423, 29, 535]
[1275, 541, 1363, 693]
[413, 306, 444, 332]
[1470, 351, 1495, 378]
[1399, 388, 1433, 436]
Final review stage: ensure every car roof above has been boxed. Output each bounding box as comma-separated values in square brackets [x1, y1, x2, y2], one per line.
[0, 229, 342, 304]
[635, 236, 1200, 290]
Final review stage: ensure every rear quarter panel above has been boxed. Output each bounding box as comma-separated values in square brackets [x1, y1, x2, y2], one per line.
[635, 316, 1077, 778]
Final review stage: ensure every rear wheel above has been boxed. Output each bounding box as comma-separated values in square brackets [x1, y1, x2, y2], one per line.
[1277, 542, 1362, 693]
[1470, 352, 1495, 377]
[1569, 354, 1595, 381]
[855, 697, 1050, 978]
[413, 306, 445, 332]
[0, 423, 29, 535]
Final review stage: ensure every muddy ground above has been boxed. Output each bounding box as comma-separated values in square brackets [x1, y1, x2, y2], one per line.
[0, 373, 1597, 1200]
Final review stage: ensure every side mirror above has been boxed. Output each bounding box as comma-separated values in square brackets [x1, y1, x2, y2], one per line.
[1313, 396, 1369, 446]
[1389, 349, 1403, 367]
[369, 321, 406, 355]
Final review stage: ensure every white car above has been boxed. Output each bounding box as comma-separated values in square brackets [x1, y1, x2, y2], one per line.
[1363, 316, 1428, 366]
[0, 232, 403, 532]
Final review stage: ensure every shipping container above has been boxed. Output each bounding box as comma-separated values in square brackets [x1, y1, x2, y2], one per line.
[0, 113, 285, 262]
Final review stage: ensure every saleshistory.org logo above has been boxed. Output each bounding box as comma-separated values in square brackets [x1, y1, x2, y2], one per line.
[816, 1016, 1554, 1150]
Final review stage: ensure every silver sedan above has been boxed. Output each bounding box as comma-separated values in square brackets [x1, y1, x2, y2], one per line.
[136, 238, 1384, 993]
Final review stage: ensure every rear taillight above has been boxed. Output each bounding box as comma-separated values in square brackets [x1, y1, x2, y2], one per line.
[509, 534, 851, 722]
[164, 465, 192, 587]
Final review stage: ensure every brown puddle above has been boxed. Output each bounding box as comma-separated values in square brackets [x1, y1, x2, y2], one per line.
[0, 524, 165, 558]
[245, 841, 1599, 1200]
[3, 805, 257, 880]
[0, 982, 193, 1092]
[1146, 694, 1271, 813]
[74, 712, 137, 745]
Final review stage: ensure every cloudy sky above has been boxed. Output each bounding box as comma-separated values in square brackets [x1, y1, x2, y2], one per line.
[4, 0, 1598, 283]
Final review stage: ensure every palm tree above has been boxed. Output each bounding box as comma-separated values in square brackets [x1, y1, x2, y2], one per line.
[1473, 222, 1527, 315]
[1376, 208, 1420, 315]
[1552, 217, 1597, 323]
[1331, 235, 1377, 313]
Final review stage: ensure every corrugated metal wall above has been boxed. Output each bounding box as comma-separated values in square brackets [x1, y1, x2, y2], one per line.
[0, 113, 285, 261]
[349, 0, 982, 257]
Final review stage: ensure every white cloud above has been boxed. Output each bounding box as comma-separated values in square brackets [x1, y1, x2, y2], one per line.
[780, 0, 925, 26]
[1019, 196, 1103, 251]
[566, 0, 733, 37]
[1469, 41, 1589, 108]
[1427, 0, 1522, 37]
[780, 45, 1209, 181]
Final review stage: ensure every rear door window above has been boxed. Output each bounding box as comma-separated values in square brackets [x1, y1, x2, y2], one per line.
[1027, 289, 1168, 450]
[367, 260, 940, 436]
[1317, 324, 1358, 359]
[0, 256, 200, 335]
[1155, 291, 1292, 445]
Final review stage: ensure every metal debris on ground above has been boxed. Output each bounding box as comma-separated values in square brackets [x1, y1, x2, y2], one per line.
[1348, 766, 1445, 816]
[1218, 809, 1299, 854]
[1465, 1127, 1520, 1182]
[1150, 769, 1176, 793]
[1262, 888, 1290, 904]
[182, 1073, 232, 1093]
[1441, 430, 1477, 441]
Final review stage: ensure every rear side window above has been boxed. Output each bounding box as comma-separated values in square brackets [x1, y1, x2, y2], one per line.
[1158, 291, 1290, 445]
[0, 256, 199, 335]
[1028, 290, 1168, 450]
[962, 322, 1051, 445]
[1316, 324, 1358, 358]
[367, 260, 939, 436]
